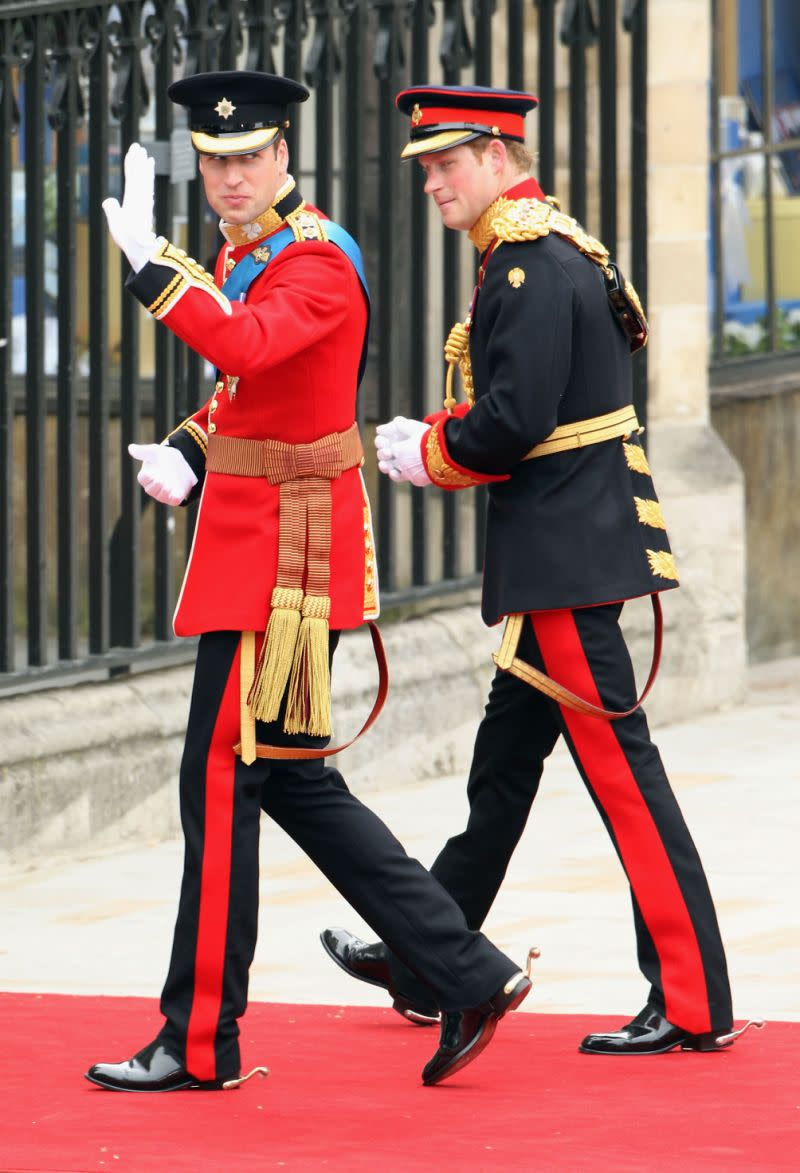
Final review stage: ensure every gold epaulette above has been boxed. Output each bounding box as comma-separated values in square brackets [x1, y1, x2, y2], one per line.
[285, 206, 329, 243]
[491, 198, 609, 268]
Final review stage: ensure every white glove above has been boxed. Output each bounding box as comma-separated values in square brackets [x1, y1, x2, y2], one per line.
[375, 417, 411, 451]
[102, 143, 161, 272]
[129, 442, 198, 506]
[374, 416, 431, 487]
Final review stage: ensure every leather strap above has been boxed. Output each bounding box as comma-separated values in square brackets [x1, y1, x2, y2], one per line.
[493, 594, 663, 720]
[239, 631, 257, 764]
[234, 621, 388, 760]
[522, 405, 641, 460]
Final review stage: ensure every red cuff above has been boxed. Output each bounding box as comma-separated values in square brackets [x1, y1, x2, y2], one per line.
[421, 419, 510, 490]
[423, 401, 471, 426]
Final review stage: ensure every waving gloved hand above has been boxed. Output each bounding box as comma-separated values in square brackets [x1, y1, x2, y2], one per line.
[128, 442, 198, 506]
[102, 143, 161, 272]
[375, 416, 432, 487]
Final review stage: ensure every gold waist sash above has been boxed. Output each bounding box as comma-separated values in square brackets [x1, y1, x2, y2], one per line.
[206, 423, 364, 754]
[206, 423, 363, 483]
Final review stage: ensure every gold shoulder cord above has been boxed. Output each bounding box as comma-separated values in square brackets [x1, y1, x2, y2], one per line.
[443, 320, 474, 411]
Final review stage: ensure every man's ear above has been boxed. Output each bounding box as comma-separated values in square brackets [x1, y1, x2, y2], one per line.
[486, 138, 507, 175]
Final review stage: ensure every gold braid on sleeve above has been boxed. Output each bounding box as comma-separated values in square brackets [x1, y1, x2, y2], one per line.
[424, 423, 484, 489]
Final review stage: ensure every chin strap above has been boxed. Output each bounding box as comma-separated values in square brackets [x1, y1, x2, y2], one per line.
[222, 1065, 270, 1089]
[715, 1019, 766, 1047]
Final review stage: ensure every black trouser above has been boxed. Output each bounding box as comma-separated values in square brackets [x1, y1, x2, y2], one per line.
[389, 603, 733, 1035]
[157, 630, 517, 1081]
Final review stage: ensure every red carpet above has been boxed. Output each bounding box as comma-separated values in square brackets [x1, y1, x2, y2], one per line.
[1, 993, 797, 1172]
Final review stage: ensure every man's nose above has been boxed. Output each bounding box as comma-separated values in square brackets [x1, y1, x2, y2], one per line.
[423, 171, 441, 195]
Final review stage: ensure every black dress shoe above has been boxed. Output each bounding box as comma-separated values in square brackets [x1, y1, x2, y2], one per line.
[579, 1006, 765, 1055]
[422, 969, 532, 1086]
[320, 927, 440, 1026]
[86, 1040, 235, 1092]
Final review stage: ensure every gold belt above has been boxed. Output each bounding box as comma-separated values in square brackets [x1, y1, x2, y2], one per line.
[523, 405, 641, 460]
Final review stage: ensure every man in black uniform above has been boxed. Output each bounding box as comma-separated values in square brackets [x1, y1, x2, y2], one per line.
[322, 85, 761, 1056]
[84, 72, 532, 1093]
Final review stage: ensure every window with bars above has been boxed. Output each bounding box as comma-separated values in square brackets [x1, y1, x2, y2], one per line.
[710, 0, 800, 361]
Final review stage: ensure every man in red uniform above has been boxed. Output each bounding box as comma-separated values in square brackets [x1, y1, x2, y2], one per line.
[323, 85, 763, 1056]
[85, 72, 533, 1093]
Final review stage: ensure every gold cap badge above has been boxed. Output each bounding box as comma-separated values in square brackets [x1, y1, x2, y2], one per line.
[411, 103, 423, 127]
[508, 267, 525, 289]
[214, 97, 237, 120]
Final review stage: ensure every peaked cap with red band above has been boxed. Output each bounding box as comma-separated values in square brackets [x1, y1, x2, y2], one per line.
[396, 84, 538, 159]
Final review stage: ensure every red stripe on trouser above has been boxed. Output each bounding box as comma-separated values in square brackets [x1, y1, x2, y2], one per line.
[530, 610, 711, 1035]
[185, 640, 240, 1080]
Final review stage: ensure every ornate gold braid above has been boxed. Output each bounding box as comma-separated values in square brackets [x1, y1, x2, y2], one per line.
[490, 198, 610, 269]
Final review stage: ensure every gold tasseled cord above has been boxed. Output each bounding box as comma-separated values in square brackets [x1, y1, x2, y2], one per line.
[248, 586, 304, 724]
[284, 595, 332, 736]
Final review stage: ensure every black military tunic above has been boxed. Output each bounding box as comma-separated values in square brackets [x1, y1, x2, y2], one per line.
[422, 177, 677, 624]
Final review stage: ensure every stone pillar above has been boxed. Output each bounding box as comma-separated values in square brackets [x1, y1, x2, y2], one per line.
[627, 0, 748, 721]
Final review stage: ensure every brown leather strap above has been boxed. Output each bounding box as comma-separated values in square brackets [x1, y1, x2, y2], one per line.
[234, 621, 388, 760]
[493, 594, 663, 720]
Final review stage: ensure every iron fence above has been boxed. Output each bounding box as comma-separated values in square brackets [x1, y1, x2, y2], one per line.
[0, 0, 648, 692]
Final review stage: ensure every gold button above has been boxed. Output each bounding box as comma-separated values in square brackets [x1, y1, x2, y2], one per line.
[208, 422, 217, 434]
[210, 399, 218, 412]
[215, 380, 224, 392]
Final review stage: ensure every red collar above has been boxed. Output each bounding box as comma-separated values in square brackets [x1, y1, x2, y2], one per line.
[502, 176, 546, 202]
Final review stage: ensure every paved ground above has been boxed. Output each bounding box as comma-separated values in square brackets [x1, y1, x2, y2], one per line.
[1, 656, 798, 1031]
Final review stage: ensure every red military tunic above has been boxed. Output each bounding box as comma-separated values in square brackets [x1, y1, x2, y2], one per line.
[125, 187, 378, 637]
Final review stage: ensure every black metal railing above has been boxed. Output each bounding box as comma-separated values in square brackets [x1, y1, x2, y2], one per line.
[0, 0, 649, 692]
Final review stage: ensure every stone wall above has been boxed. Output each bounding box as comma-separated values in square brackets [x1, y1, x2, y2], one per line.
[711, 372, 800, 661]
[0, 596, 719, 870]
[638, 0, 747, 706]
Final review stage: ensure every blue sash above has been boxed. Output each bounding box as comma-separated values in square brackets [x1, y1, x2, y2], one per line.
[221, 221, 370, 385]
